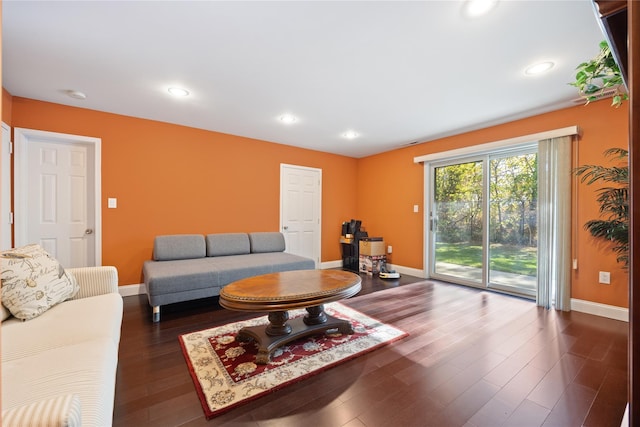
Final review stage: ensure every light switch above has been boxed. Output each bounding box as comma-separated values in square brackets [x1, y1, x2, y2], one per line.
[413, 204, 419, 213]
[108, 198, 117, 209]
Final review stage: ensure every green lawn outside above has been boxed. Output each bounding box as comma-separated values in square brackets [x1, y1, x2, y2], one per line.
[435, 242, 537, 276]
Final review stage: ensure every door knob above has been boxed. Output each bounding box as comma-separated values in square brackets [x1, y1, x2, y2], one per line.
[85, 229, 94, 235]
[283, 226, 289, 230]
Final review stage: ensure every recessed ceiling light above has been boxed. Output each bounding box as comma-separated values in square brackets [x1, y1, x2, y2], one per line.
[279, 114, 297, 124]
[66, 90, 87, 100]
[342, 130, 359, 140]
[167, 87, 189, 97]
[524, 61, 555, 76]
[463, 0, 498, 17]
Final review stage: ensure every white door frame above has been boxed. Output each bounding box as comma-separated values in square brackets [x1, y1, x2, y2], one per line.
[14, 128, 102, 266]
[1, 122, 12, 250]
[279, 163, 322, 267]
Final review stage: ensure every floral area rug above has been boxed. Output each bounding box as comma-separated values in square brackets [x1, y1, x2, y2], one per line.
[178, 302, 408, 419]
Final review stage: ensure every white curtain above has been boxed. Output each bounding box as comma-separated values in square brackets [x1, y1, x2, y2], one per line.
[537, 136, 572, 310]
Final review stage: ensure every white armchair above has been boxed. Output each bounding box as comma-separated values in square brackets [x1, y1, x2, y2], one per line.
[2, 266, 123, 427]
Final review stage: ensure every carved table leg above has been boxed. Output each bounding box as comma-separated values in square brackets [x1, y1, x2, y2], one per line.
[265, 311, 292, 336]
[304, 304, 328, 325]
[234, 306, 356, 365]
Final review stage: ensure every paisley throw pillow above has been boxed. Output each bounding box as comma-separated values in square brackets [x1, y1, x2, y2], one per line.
[0, 244, 79, 320]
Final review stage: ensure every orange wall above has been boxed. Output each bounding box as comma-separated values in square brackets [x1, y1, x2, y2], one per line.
[9, 97, 358, 285]
[357, 100, 629, 308]
[2, 88, 12, 126]
[6, 94, 629, 308]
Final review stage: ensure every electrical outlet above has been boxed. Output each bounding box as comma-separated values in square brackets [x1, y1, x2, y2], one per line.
[387, 245, 393, 254]
[599, 271, 611, 285]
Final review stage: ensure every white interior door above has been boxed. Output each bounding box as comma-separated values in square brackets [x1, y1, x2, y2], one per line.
[1, 123, 12, 250]
[14, 128, 101, 267]
[280, 164, 321, 267]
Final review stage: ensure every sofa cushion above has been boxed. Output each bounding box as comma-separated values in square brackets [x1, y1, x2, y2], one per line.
[1, 293, 123, 362]
[249, 232, 286, 253]
[154, 234, 205, 261]
[205, 254, 273, 284]
[206, 233, 250, 257]
[143, 258, 220, 296]
[205, 252, 314, 285]
[2, 339, 119, 427]
[245, 252, 315, 272]
[0, 244, 79, 320]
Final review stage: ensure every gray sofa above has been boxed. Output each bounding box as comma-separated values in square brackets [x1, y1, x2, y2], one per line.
[143, 232, 315, 322]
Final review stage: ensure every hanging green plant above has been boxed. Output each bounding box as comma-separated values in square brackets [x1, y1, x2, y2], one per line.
[574, 148, 629, 267]
[571, 40, 629, 267]
[570, 40, 628, 107]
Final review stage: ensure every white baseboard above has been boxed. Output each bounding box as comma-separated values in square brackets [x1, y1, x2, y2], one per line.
[571, 298, 629, 322]
[387, 264, 425, 279]
[320, 260, 343, 269]
[119, 283, 146, 297]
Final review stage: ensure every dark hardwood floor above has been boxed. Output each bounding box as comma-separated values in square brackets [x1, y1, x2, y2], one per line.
[113, 272, 628, 426]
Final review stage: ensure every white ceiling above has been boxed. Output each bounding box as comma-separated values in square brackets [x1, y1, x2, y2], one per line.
[2, 1, 605, 158]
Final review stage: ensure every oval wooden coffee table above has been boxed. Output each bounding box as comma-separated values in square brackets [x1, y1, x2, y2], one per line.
[219, 269, 362, 364]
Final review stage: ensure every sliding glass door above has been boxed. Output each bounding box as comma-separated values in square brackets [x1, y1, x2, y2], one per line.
[432, 159, 484, 285]
[487, 153, 537, 295]
[430, 148, 537, 297]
